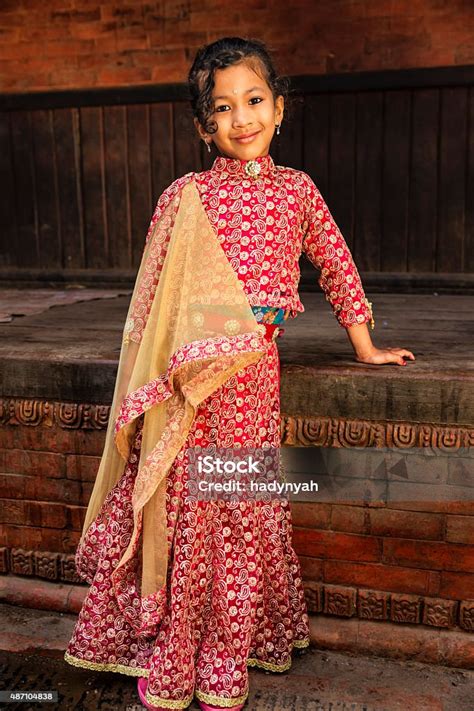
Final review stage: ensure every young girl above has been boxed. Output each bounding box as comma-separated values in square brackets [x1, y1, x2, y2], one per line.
[64, 37, 415, 711]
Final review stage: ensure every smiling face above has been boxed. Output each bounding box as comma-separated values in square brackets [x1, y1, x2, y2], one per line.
[194, 59, 284, 160]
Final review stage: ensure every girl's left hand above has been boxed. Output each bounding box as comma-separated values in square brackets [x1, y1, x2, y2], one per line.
[355, 346, 416, 366]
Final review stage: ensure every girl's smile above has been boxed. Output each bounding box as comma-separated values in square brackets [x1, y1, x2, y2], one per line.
[232, 129, 261, 143]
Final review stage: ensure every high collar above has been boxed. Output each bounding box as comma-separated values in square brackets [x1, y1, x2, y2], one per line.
[211, 154, 276, 179]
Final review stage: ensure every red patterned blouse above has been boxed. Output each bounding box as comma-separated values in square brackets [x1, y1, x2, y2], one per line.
[144, 153, 373, 330]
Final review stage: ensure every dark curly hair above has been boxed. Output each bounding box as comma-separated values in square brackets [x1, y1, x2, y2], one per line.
[188, 36, 290, 135]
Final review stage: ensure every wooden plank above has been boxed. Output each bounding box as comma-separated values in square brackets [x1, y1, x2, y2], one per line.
[292, 65, 474, 95]
[0, 83, 190, 112]
[354, 91, 383, 270]
[80, 106, 107, 269]
[437, 87, 467, 272]
[201, 131, 214, 172]
[408, 89, 439, 272]
[104, 105, 130, 269]
[301, 93, 328, 286]
[381, 90, 410, 272]
[127, 104, 152, 268]
[467, 87, 474, 273]
[173, 101, 201, 178]
[32, 109, 61, 269]
[2, 65, 474, 112]
[0, 113, 17, 267]
[328, 93, 357, 248]
[303, 94, 329, 195]
[276, 94, 304, 170]
[9, 110, 38, 267]
[150, 103, 174, 204]
[52, 108, 85, 269]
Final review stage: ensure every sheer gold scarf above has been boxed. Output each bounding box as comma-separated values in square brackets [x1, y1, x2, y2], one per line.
[78, 179, 269, 599]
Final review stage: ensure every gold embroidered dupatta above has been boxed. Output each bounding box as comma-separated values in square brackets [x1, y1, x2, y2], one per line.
[77, 179, 269, 621]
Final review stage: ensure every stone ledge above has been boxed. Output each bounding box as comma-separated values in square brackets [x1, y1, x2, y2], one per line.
[0, 583, 472, 670]
[1, 575, 473, 668]
[309, 615, 474, 670]
[0, 574, 86, 615]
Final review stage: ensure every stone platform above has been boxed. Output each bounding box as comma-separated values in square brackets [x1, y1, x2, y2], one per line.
[0, 289, 473, 424]
[0, 288, 473, 669]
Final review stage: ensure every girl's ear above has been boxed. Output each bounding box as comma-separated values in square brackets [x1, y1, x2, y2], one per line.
[193, 117, 207, 141]
[275, 95, 284, 126]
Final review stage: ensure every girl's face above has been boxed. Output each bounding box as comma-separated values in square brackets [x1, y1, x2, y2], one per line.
[195, 60, 284, 160]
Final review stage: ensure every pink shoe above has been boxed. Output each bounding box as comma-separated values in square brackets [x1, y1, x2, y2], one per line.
[198, 702, 245, 711]
[137, 677, 169, 711]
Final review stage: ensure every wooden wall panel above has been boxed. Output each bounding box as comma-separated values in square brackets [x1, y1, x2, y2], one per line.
[53, 108, 84, 269]
[381, 91, 410, 272]
[408, 90, 439, 273]
[150, 103, 175, 227]
[437, 87, 467, 273]
[80, 107, 107, 270]
[467, 88, 474, 274]
[328, 93, 356, 251]
[354, 91, 384, 271]
[0, 113, 17, 268]
[104, 105, 130, 269]
[303, 94, 329, 197]
[32, 109, 61, 269]
[10, 111, 38, 268]
[174, 102, 201, 179]
[275, 95, 304, 171]
[0, 67, 472, 279]
[128, 104, 152, 268]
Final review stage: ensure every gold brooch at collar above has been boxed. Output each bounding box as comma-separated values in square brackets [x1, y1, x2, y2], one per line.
[244, 160, 261, 179]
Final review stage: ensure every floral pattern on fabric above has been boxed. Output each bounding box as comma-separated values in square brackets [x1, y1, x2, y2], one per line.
[64, 153, 376, 707]
[195, 154, 373, 329]
[126, 154, 374, 338]
[65, 339, 310, 709]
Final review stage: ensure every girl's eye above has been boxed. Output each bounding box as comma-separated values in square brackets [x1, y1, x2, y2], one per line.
[214, 96, 263, 114]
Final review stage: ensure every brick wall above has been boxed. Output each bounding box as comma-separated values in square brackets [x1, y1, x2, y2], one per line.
[0, 416, 98, 558]
[1, 396, 473, 636]
[0, 0, 473, 93]
[292, 502, 474, 601]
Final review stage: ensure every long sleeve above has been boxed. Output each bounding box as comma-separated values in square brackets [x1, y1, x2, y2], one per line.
[301, 176, 374, 330]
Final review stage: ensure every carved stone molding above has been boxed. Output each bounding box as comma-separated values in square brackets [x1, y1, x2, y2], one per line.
[281, 414, 474, 449]
[303, 581, 323, 613]
[0, 398, 110, 430]
[10, 548, 34, 577]
[423, 597, 458, 628]
[391, 593, 422, 624]
[3, 399, 474, 446]
[459, 601, 474, 631]
[358, 589, 390, 620]
[323, 584, 357, 617]
[3, 547, 82, 584]
[302, 581, 473, 632]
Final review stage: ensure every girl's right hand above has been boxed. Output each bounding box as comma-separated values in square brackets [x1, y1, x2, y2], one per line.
[355, 346, 416, 367]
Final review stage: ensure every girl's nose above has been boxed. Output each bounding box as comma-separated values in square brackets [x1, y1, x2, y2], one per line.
[232, 106, 254, 128]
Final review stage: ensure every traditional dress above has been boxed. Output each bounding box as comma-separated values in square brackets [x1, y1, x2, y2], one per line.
[64, 154, 373, 709]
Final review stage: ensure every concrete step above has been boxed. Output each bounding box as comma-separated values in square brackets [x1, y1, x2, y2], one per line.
[0, 603, 472, 711]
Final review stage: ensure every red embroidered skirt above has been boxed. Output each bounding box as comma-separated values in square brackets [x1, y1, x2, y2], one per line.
[64, 330, 310, 709]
